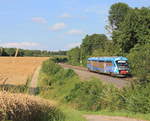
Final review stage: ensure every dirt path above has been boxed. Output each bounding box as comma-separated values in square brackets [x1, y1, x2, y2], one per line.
[84, 115, 145, 121]
[60, 63, 130, 88]
[29, 65, 41, 95]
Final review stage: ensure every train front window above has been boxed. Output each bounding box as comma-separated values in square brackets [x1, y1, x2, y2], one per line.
[116, 60, 128, 67]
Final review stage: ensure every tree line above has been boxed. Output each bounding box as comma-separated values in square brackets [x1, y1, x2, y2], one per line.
[67, 2, 150, 81]
[0, 47, 67, 57]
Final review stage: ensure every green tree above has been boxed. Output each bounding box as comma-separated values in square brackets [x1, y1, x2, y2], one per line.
[4, 48, 16, 56]
[92, 40, 119, 56]
[23, 49, 33, 56]
[80, 34, 108, 64]
[113, 7, 150, 53]
[0, 47, 4, 56]
[18, 49, 24, 56]
[108, 2, 130, 30]
[32, 50, 42, 56]
[67, 47, 81, 65]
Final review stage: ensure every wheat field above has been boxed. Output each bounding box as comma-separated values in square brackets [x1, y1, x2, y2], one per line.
[0, 57, 49, 85]
[0, 91, 64, 121]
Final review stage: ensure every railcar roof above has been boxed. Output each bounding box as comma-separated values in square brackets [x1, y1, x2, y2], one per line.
[88, 56, 128, 61]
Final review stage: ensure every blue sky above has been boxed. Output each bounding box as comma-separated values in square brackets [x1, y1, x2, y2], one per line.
[0, 0, 149, 51]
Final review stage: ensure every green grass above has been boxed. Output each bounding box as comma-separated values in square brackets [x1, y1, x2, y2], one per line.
[82, 110, 150, 121]
[38, 69, 86, 121]
[59, 105, 86, 121]
[38, 74, 79, 99]
[38, 63, 81, 101]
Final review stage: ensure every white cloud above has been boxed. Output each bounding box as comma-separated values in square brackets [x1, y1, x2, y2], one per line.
[0, 42, 39, 49]
[66, 29, 84, 35]
[49, 22, 66, 31]
[59, 13, 72, 18]
[66, 42, 81, 49]
[31, 17, 47, 24]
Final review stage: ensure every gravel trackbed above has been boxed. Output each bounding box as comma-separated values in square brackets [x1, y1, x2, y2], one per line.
[60, 63, 130, 88]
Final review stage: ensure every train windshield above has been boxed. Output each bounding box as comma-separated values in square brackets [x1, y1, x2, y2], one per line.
[116, 60, 128, 67]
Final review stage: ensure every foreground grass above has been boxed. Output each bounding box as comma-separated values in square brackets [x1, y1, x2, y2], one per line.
[38, 72, 80, 100]
[38, 73, 86, 121]
[59, 105, 86, 121]
[83, 110, 150, 121]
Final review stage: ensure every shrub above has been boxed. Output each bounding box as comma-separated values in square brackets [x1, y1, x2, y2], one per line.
[127, 44, 150, 81]
[99, 85, 122, 111]
[65, 79, 105, 111]
[41, 59, 62, 76]
[65, 78, 150, 114]
[54, 69, 76, 83]
[41, 59, 76, 86]
[121, 82, 150, 114]
[51, 57, 68, 63]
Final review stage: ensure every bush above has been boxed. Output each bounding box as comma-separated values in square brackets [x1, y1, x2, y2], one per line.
[65, 79, 106, 111]
[41, 59, 62, 75]
[99, 85, 122, 111]
[121, 82, 150, 114]
[65, 79, 123, 112]
[65, 78, 150, 114]
[51, 56, 68, 63]
[54, 69, 76, 82]
[127, 44, 150, 81]
[41, 59, 76, 86]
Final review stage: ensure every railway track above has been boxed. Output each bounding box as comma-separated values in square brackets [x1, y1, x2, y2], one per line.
[59, 63, 132, 88]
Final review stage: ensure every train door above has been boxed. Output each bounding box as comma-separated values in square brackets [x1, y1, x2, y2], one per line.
[97, 61, 104, 73]
[104, 62, 107, 73]
[104, 61, 113, 73]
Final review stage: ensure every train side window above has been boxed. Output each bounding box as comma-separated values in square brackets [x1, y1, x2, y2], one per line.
[105, 61, 113, 66]
[97, 60, 104, 68]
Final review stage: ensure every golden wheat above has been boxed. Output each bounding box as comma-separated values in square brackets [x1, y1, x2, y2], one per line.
[0, 91, 64, 121]
[0, 57, 49, 85]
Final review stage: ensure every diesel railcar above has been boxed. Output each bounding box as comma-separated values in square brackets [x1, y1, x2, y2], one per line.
[87, 56, 129, 77]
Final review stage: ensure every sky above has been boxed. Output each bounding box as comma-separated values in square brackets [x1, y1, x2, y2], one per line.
[0, 0, 150, 51]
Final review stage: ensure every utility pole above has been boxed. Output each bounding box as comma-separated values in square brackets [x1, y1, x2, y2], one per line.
[15, 48, 19, 57]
